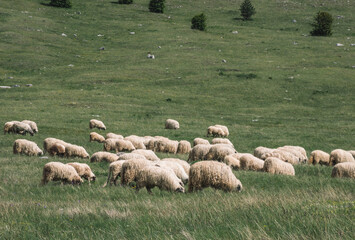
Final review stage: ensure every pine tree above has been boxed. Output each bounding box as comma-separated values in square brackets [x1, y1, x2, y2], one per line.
[240, 0, 256, 20]
[310, 11, 333, 36]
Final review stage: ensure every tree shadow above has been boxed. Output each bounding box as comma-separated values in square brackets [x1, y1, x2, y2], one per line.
[110, 1, 119, 4]
[233, 17, 254, 21]
[40, 2, 51, 7]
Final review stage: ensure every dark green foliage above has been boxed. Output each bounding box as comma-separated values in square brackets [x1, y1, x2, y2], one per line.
[118, 0, 133, 4]
[149, 0, 165, 13]
[191, 13, 206, 31]
[240, 0, 256, 20]
[50, 0, 72, 8]
[310, 11, 333, 36]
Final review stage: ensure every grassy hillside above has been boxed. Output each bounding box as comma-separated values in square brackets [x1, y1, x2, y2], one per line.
[0, 0, 354, 239]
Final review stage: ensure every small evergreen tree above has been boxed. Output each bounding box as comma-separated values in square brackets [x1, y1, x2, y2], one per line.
[118, 0, 133, 4]
[240, 0, 255, 20]
[50, 0, 72, 8]
[149, 0, 165, 13]
[310, 11, 333, 36]
[191, 13, 206, 31]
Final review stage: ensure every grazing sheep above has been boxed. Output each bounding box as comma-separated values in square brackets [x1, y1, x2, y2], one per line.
[156, 160, 189, 184]
[278, 146, 307, 163]
[136, 165, 185, 194]
[223, 153, 248, 170]
[64, 144, 89, 159]
[161, 158, 190, 175]
[177, 140, 192, 154]
[254, 146, 275, 160]
[188, 144, 211, 161]
[90, 151, 119, 163]
[205, 144, 236, 161]
[106, 133, 124, 140]
[41, 162, 83, 185]
[263, 157, 295, 176]
[4, 121, 17, 134]
[165, 119, 180, 129]
[132, 149, 159, 161]
[331, 162, 355, 179]
[214, 125, 229, 137]
[12, 122, 34, 136]
[120, 159, 153, 186]
[104, 139, 135, 152]
[188, 161, 242, 192]
[90, 132, 105, 143]
[102, 160, 127, 187]
[264, 150, 299, 165]
[348, 150, 355, 159]
[103, 138, 119, 152]
[211, 138, 233, 147]
[146, 136, 169, 151]
[13, 139, 43, 156]
[207, 126, 224, 138]
[193, 138, 209, 146]
[118, 153, 147, 161]
[155, 139, 179, 154]
[43, 138, 66, 154]
[124, 136, 146, 150]
[21, 120, 38, 133]
[89, 119, 106, 130]
[239, 154, 264, 171]
[48, 143, 66, 157]
[329, 149, 355, 166]
[283, 145, 307, 160]
[308, 150, 330, 166]
[142, 136, 155, 148]
[67, 162, 96, 183]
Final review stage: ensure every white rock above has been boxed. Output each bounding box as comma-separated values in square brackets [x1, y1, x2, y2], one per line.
[232, 31, 238, 34]
[336, 43, 344, 47]
[61, 33, 67, 37]
[0, 86, 11, 89]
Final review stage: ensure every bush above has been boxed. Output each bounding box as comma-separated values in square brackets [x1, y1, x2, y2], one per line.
[310, 11, 333, 36]
[149, 0, 165, 13]
[240, 0, 255, 20]
[118, 0, 133, 4]
[191, 13, 206, 31]
[50, 0, 72, 8]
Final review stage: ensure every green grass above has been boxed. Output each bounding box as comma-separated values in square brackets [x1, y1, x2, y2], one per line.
[0, 0, 354, 238]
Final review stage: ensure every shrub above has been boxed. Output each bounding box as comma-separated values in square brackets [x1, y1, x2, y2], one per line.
[50, 0, 72, 8]
[191, 13, 206, 31]
[149, 0, 165, 13]
[310, 11, 333, 36]
[240, 0, 255, 20]
[118, 0, 133, 4]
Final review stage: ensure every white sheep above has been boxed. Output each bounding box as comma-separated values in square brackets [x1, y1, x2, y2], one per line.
[120, 159, 153, 186]
[43, 138, 66, 154]
[161, 158, 190, 175]
[146, 136, 169, 151]
[204, 144, 236, 161]
[263, 157, 295, 176]
[214, 124, 229, 137]
[13, 139, 43, 156]
[135, 165, 185, 194]
[165, 119, 180, 129]
[90, 132, 105, 143]
[331, 162, 355, 179]
[104, 139, 135, 152]
[223, 153, 248, 170]
[102, 160, 127, 187]
[188, 161, 242, 192]
[188, 144, 211, 161]
[21, 120, 38, 133]
[239, 154, 264, 171]
[156, 160, 189, 184]
[63, 143, 89, 159]
[12, 122, 34, 136]
[211, 138, 233, 147]
[193, 138, 210, 146]
[254, 146, 275, 159]
[283, 145, 307, 160]
[48, 143, 66, 157]
[124, 135, 146, 149]
[154, 139, 179, 154]
[329, 149, 355, 166]
[207, 126, 224, 137]
[131, 149, 159, 161]
[67, 162, 96, 183]
[106, 133, 124, 139]
[348, 150, 355, 159]
[177, 140, 192, 154]
[89, 119, 106, 130]
[277, 146, 307, 163]
[264, 149, 299, 165]
[90, 151, 119, 163]
[4, 121, 17, 134]
[118, 153, 147, 161]
[41, 162, 83, 185]
[308, 150, 330, 166]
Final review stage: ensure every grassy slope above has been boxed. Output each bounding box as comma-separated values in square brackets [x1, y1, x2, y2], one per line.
[0, 0, 354, 239]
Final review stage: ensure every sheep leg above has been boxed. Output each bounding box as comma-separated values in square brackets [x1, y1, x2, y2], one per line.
[146, 187, 153, 194]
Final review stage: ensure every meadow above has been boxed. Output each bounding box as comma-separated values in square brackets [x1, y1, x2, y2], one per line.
[0, 0, 354, 239]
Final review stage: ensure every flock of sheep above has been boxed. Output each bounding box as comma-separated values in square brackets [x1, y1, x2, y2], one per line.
[4, 118, 355, 193]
